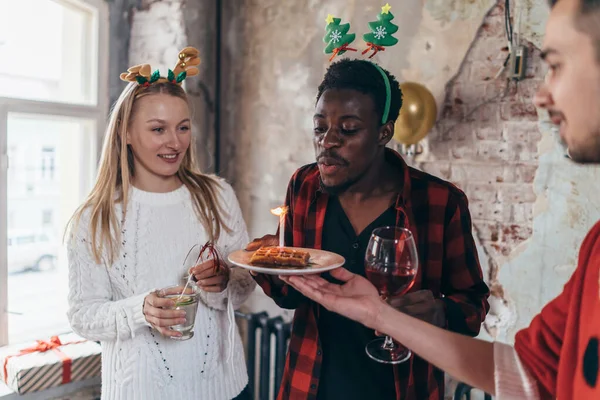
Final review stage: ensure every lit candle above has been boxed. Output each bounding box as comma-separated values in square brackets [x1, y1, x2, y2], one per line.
[270, 206, 289, 248]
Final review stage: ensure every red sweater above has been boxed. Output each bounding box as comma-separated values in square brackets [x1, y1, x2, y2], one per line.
[514, 220, 600, 399]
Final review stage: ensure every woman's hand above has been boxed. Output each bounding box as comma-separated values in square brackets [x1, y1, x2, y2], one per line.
[143, 287, 190, 337]
[190, 259, 230, 292]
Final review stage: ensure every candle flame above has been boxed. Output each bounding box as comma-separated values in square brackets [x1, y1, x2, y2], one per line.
[270, 206, 288, 217]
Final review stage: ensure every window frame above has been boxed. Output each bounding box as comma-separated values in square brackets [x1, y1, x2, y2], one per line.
[0, 0, 109, 347]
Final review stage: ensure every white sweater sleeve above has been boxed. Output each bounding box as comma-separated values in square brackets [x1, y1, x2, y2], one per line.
[198, 181, 256, 311]
[67, 222, 152, 342]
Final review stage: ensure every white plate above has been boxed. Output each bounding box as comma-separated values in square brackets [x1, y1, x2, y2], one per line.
[228, 247, 345, 276]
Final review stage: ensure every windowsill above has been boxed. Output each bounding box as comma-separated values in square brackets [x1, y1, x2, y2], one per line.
[0, 376, 100, 400]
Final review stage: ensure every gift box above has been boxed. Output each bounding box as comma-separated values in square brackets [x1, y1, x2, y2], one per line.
[1, 333, 101, 394]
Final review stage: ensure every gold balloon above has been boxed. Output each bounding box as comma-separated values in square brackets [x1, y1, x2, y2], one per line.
[393, 82, 437, 145]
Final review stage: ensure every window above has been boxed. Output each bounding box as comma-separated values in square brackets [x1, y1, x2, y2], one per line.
[42, 209, 53, 225]
[41, 147, 56, 180]
[7, 146, 15, 179]
[0, 0, 108, 346]
[7, 211, 15, 229]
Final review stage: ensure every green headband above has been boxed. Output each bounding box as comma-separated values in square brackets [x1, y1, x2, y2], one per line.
[371, 62, 392, 124]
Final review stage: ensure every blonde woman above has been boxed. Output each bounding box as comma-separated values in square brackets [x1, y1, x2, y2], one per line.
[66, 47, 255, 400]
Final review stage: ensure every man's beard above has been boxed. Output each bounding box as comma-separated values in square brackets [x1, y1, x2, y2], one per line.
[561, 142, 600, 164]
[319, 177, 356, 195]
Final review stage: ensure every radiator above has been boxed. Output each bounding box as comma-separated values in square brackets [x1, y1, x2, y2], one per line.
[454, 382, 493, 400]
[236, 311, 292, 400]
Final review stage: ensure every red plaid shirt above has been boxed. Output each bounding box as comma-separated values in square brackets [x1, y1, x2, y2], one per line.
[254, 149, 490, 400]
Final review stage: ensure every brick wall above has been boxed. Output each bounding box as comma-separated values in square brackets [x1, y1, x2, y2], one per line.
[416, 3, 545, 275]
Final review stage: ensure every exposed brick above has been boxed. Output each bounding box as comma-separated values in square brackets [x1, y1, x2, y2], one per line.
[423, 2, 543, 268]
[502, 82, 520, 102]
[502, 124, 526, 142]
[500, 102, 539, 121]
[497, 184, 537, 204]
[420, 161, 451, 180]
[478, 18, 505, 39]
[500, 224, 533, 243]
[514, 80, 542, 101]
[476, 140, 512, 162]
[511, 203, 534, 223]
[426, 140, 452, 159]
[450, 143, 478, 160]
[502, 122, 539, 144]
[451, 82, 488, 104]
[489, 76, 511, 94]
[488, 2, 506, 17]
[470, 60, 500, 82]
[469, 201, 487, 220]
[477, 241, 510, 266]
[509, 142, 538, 162]
[475, 222, 501, 242]
[528, 140, 540, 161]
[427, 125, 444, 142]
[525, 52, 546, 77]
[513, 164, 538, 184]
[492, 202, 512, 222]
[449, 164, 469, 182]
[451, 164, 506, 183]
[490, 241, 514, 257]
[442, 102, 466, 120]
[439, 122, 473, 142]
[475, 125, 503, 141]
[530, 127, 543, 143]
[466, 103, 500, 123]
[451, 181, 468, 192]
[470, 201, 510, 223]
[465, 183, 497, 203]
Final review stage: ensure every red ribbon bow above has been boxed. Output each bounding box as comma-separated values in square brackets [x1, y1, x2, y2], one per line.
[329, 43, 358, 62]
[362, 42, 386, 59]
[3, 336, 86, 385]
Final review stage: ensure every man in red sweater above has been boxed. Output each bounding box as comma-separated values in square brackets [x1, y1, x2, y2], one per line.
[284, 0, 600, 398]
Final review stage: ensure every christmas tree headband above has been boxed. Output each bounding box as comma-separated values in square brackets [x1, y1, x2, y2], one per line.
[119, 46, 201, 87]
[323, 3, 398, 124]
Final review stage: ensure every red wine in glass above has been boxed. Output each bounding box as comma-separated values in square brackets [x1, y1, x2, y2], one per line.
[364, 226, 419, 364]
[365, 263, 416, 298]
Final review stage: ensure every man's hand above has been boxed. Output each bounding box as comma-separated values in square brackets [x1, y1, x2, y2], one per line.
[245, 234, 279, 251]
[385, 290, 446, 328]
[282, 268, 386, 330]
[190, 259, 229, 292]
[245, 234, 279, 276]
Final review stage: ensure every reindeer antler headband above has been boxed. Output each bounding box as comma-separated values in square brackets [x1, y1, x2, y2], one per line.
[119, 46, 201, 87]
[323, 4, 398, 124]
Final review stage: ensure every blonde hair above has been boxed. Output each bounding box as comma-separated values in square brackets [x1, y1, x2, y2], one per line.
[68, 81, 229, 264]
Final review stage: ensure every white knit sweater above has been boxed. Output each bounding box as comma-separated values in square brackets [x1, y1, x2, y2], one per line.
[67, 181, 255, 400]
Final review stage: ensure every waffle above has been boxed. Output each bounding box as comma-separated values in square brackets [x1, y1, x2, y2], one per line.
[250, 247, 310, 268]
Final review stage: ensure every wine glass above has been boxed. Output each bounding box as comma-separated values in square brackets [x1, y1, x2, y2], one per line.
[364, 226, 419, 364]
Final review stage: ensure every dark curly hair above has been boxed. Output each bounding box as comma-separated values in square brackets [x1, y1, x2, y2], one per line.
[316, 59, 403, 124]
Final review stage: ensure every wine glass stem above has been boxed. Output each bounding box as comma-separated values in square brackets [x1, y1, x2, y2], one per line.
[382, 335, 396, 351]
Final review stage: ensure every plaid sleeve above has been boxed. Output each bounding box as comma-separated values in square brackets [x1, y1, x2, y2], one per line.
[441, 190, 490, 336]
[252, 170, 307, 310]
